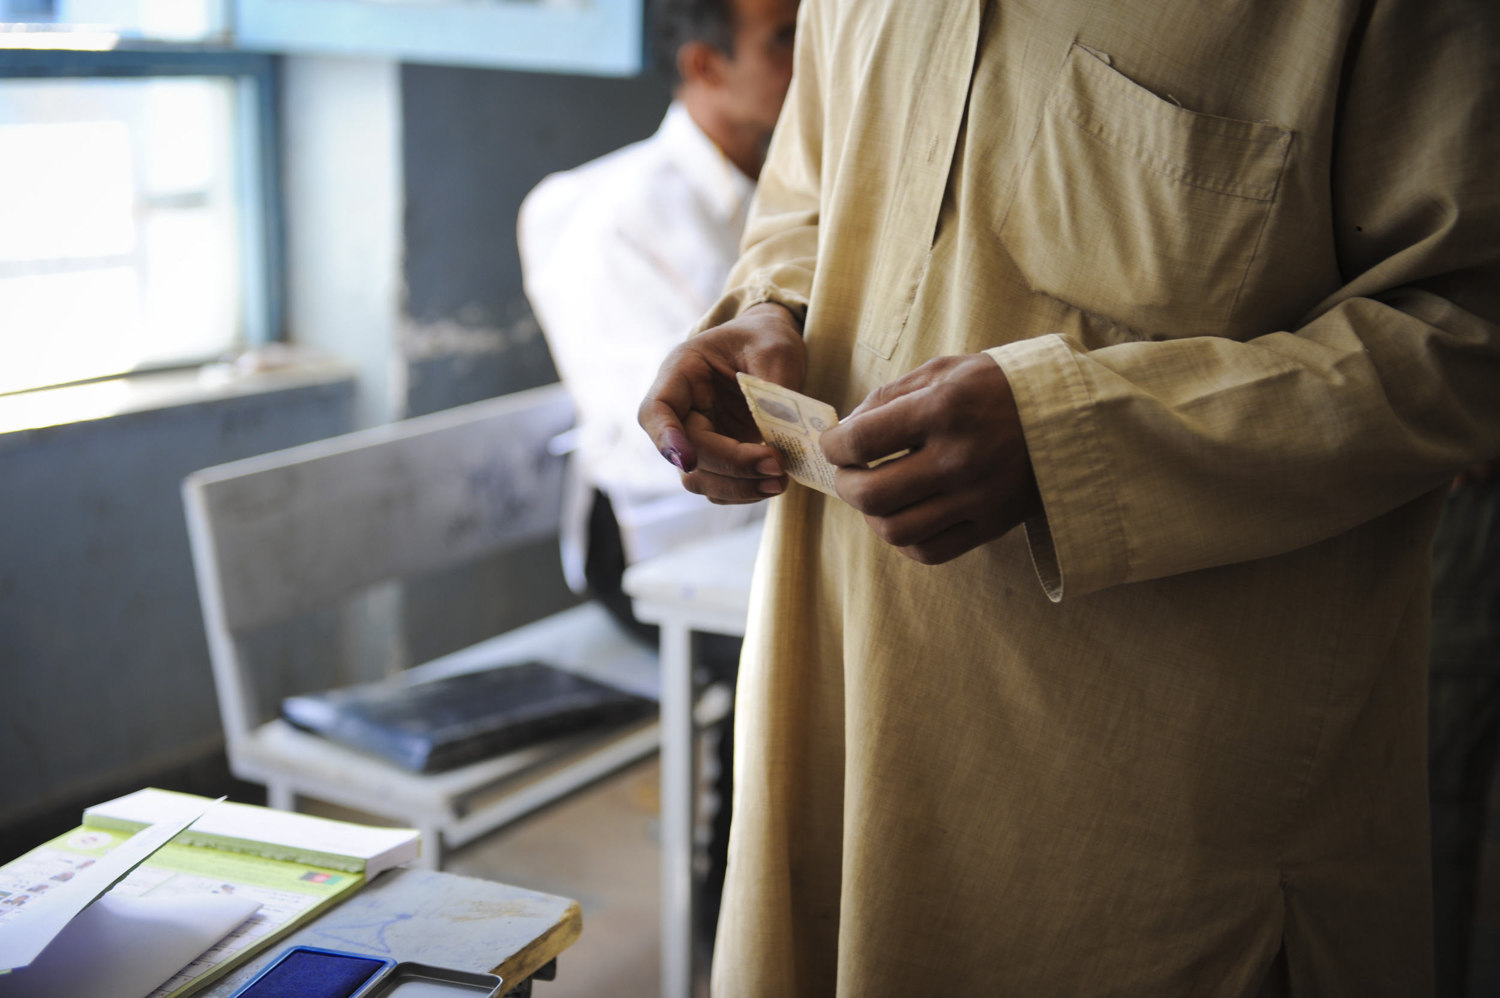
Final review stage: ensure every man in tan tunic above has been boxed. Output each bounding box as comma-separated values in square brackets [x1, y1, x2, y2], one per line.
[640, 0, 1500, 993]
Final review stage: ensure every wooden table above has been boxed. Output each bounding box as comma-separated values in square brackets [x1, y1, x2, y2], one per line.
[622, 523, 761, 998]
[203, 867, 580, 996]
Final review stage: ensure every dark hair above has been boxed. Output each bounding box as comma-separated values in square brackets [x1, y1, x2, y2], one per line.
[650, 0, 737, 84]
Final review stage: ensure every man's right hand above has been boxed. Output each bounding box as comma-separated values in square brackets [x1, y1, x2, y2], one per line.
[639, 301, 806, 504]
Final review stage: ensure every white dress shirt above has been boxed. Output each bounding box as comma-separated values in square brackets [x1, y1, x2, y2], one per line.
[519, 101, 763, 589]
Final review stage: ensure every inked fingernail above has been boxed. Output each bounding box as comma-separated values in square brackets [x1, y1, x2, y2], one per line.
[662, 447, 685, 470]
[756, 458, 782, 476]
[759, 478, 786, 495]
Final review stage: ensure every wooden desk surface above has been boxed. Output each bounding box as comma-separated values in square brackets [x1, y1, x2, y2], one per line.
[203, 867, 580, 995]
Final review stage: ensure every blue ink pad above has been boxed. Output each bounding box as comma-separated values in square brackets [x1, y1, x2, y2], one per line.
[228, 946, 395, 998]
[228, 947, 503, 997]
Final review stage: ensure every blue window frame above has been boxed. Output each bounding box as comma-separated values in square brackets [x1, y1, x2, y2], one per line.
[235, 0, 643, 77]
[0, 48, 281, 393]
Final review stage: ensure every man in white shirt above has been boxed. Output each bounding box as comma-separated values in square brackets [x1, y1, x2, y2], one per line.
[519, 0, 797, 630]
[518, 0, 799, 943]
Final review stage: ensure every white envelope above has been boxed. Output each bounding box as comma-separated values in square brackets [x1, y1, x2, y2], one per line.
[0, 798, 219, 972]
[0, 891, 260, 998]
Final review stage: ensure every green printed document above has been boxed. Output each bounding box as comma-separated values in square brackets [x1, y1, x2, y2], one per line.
[0, 789, 419, 998]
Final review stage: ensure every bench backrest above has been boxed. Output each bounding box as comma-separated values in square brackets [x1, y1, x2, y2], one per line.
[182, 383, 574, 740]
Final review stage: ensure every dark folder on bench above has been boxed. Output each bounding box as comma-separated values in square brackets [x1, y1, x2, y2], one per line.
[281, 661, 655, 773]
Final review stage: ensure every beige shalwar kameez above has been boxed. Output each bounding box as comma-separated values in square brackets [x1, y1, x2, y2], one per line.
[696, 1, 1500, 994]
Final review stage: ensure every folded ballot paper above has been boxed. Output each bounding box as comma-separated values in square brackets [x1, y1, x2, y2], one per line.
[0, 789, 418, 998]
[737, 373, 908, 497]
[738, 372, 843, 496]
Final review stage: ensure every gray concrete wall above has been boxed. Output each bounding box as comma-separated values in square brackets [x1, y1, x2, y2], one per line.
[399, 62, 671, 416]
[397, 64, 670, 662]
[0, 380, 354, 821]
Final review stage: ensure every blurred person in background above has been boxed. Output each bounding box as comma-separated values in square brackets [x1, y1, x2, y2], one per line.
[518, 0, 800, 946]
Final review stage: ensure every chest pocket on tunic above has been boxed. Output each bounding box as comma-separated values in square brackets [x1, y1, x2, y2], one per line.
[999, 42, 1292, 342]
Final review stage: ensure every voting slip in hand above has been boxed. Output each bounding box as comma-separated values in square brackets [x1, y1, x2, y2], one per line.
[737, 373, 911, 498]
[737, 372, 842, 496]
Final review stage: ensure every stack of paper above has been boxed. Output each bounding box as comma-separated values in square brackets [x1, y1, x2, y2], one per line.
[0, 789, 419, 998]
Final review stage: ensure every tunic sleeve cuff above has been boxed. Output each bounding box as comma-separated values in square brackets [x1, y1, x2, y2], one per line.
[690, 279, 810, 337]
[985, 336, 1129, 602]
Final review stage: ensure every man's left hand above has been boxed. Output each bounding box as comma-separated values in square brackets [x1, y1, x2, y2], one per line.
[819, 353, 1041, 565]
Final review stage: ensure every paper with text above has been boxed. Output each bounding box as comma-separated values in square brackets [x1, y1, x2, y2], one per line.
[0, 797, 218, 971]
[0, 790, 402, 998]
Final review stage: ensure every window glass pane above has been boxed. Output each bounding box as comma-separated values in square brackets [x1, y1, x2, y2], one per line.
[0, 0, 228, 43]
[143, 207, 239, 364]
[0, 75, 242, 393]
[0, 120, 134, 260]
[1, 268, 142, 391]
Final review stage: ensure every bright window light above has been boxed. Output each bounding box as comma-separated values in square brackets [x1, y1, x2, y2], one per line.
[0, 0, 228, 44]
[0, 74, 246, 394]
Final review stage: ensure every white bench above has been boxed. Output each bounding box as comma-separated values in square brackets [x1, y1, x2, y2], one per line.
[182, 383, 659, 868]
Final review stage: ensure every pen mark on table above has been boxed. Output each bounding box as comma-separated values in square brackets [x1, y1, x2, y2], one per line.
[311, 911, 413, 953]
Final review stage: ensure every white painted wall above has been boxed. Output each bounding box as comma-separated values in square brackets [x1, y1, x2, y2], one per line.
[281, 55, 404, 429]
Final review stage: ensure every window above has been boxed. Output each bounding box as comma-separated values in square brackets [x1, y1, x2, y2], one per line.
[0, 0, 229, 46]
[235, 0, 642, 76]
[0, 9, 278, 395]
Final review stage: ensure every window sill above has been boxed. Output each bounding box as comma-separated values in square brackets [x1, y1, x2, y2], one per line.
[0, 350, 356, 439]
